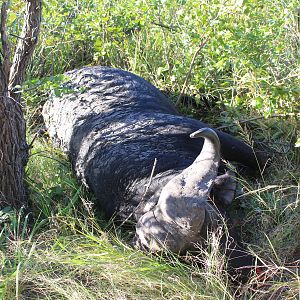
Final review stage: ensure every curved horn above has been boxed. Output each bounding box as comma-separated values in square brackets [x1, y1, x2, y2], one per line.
[190, 127, 220, 162]
[134, 128, 221, 253]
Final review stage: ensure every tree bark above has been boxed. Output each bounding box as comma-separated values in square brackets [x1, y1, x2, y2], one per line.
[0, 0, 42, 209]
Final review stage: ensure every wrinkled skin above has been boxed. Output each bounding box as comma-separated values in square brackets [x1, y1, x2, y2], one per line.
[43, 66, 265, 253]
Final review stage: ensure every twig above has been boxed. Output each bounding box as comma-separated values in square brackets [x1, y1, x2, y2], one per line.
[151, 21, 178, 31]
[9, 33, 26, 41]
[176, 36, 210, 106]
[9, 0, 42, 102]
[217, 113, 300, 130]
[27, 133, 38, 149]
[142, 158, 158, 201]
[118, 158, 158, 227]
[161, 21, 172, 81]
[0, 1, 12, 87]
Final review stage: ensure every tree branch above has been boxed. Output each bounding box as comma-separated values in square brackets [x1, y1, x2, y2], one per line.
[9, 0, 42, 101]
[216, 113, 300, 130]
[151, 21, 179, 31]
[0, 1, 12, 90]
[176, 36, 209, 107]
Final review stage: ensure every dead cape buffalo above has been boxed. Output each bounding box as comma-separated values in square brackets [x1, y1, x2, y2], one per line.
[42, 66, 265, 254]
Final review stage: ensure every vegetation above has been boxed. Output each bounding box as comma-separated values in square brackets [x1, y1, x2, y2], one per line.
[1, 0, 299, 299]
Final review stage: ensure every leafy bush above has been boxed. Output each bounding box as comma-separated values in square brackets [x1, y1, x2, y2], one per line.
[22, 0, 300, 115]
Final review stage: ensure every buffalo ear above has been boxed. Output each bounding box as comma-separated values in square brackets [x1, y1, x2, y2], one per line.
[211, 170, 237, 207]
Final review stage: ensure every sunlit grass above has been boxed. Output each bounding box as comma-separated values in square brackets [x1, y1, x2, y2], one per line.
[1, 216, 236, 300]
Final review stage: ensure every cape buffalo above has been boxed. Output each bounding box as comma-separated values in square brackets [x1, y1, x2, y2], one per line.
[43, 66, 265, 254]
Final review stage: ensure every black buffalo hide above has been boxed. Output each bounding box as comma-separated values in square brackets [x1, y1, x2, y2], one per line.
[43, 66, 264, 224]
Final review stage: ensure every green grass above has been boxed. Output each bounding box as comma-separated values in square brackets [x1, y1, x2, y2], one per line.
[0, 218, 232, 300]
[1, 0, 299, 299]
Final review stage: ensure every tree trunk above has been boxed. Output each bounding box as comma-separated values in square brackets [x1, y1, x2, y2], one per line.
[0, 0, 42, 209]
[0, 87, 28, 208]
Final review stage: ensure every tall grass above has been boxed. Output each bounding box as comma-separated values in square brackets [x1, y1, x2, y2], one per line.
[1, 216, 234, 299]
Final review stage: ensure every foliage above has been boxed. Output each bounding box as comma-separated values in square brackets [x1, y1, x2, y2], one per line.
[22, 0, 300, 115]
[26, 138, 88, 219]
